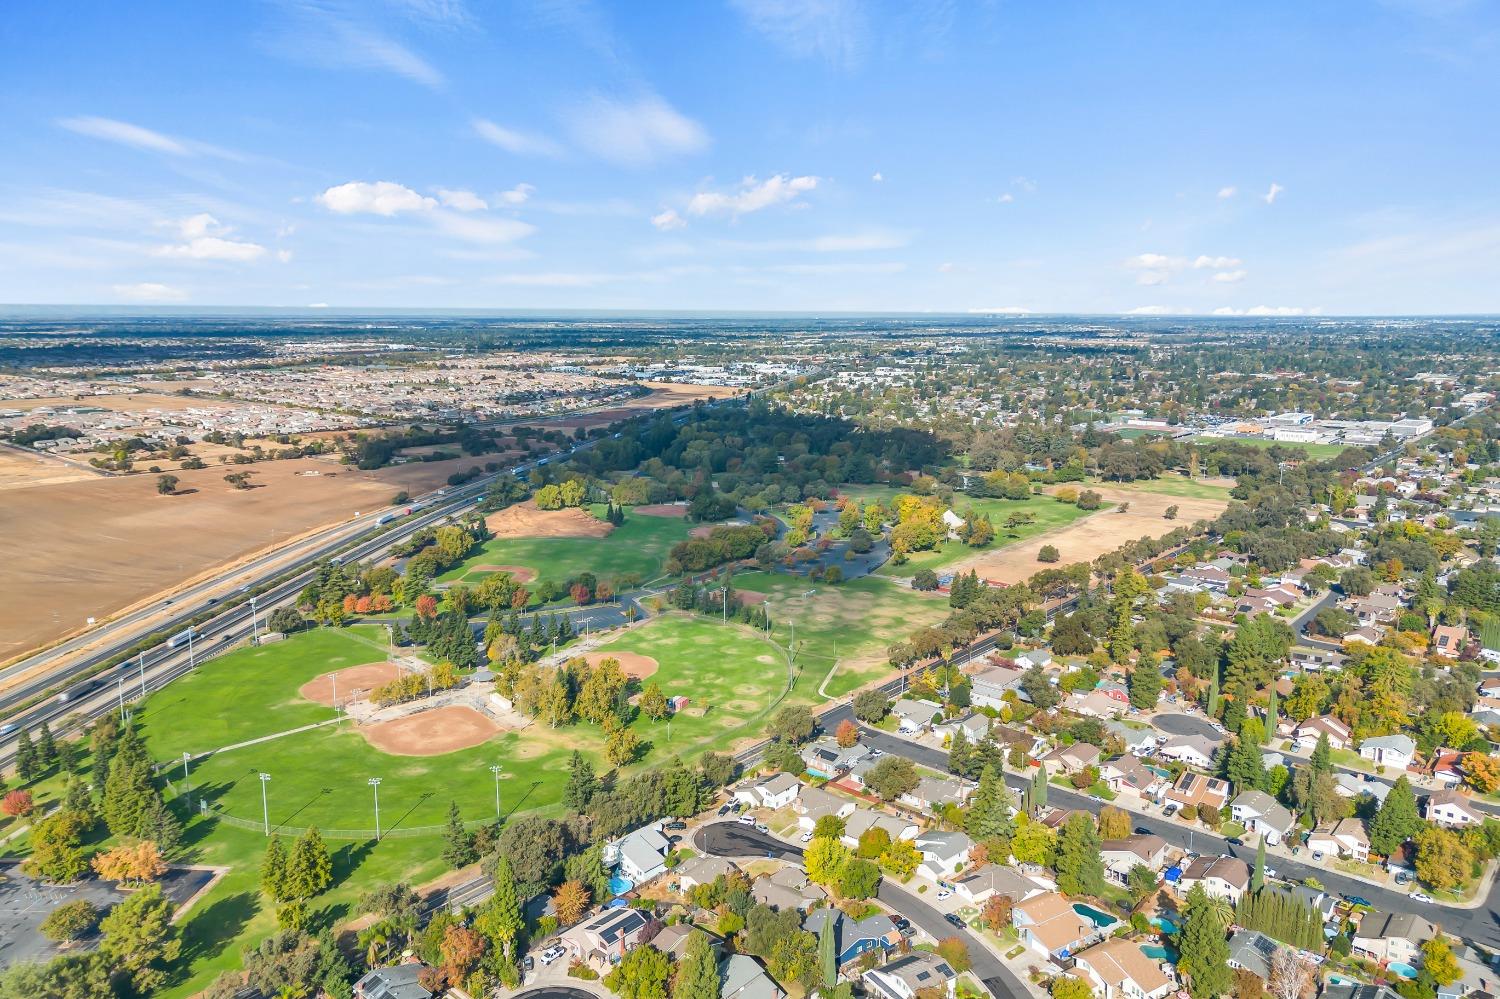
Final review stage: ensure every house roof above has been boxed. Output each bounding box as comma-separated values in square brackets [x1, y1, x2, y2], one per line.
[675, 854, 736, 885]
[1076, 937, 1173, 994]
[795, 786, 847, 820]
[757, 772, 800, 796]
[1160, 734, 1221, 759]
[1426, 788, 1483, 819]
[1227, 929, 1280, 979]
[1232, 789, 1295, 830]
[1357, 911, 1435, 944]
[1182, 855, 1249, 888]
[865, 953, 956, 996]
[720, 954, 782, 999]
[954, 864, 1046, 900]
[355, 964, 432, 999]
[1360, 734, 1416, 754]
[1015, 892, 1095, 952]
[1100, 834, 1168, 864]
[915, 829, 974, 860]
[909, 775, 968, 806]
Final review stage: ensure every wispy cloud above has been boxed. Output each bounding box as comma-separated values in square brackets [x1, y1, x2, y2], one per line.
[113, 282, 187, 301]
[472, 118, 565, 157]
[1212, 269, 1247, 284]
[497, 183, 535, 206]
[265, 0, 445, 89]
[1217, 186, 1237, 199]
[1125, 305, 1176, 315]
[1263, 182, 1285, 205]
[564, 95, 709, 166]
[688, 174, 818, 217]
[730, 0, 866, 68]
[1127, 252, 1245, 286]
[316, 179, 536, 243]
[651, 209, 687, 231]
[57, 116, 241, 160]
[318, 181, 437, 215]
[436, 188, 488, 211]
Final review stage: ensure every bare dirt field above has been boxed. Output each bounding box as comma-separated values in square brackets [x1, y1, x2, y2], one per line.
[0, 454, 483, 662]
[471, 564, 538, 583]
[580, 651, 659, 680]
[541, 382, 743, 432]
[688, 525, 715, 539]
[951, 486, 1229, 586]
[0, 446, 100, 490]
[360, 705, 501, 756]
[298, 663, 404, 707]
[484, 500, 614, 540]
[634, 503, 689, 518]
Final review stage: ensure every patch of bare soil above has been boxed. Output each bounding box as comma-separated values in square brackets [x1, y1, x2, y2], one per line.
[634, 504, 689, 518]
[360, 705, 501, 756]
[472, 565, 538, 583]
[299, 663, 404, 707]
[580, 651, 659, 680]
[484, 499, 613, 539]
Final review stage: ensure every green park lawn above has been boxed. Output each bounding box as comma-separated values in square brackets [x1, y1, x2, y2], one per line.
[873, 494, 1097, 577]
[438, 504, 695, 593]
[1080, 475, 1235, 501]
[729, 572, 950, 699]
[1195, 437, 1350, 461]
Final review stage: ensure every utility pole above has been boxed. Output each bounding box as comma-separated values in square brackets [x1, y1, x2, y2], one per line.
[139, 652, 147, 700]
[181, 752, 192, 809]
[249, 594, 259, 645]
[490, 765, 503, 820]
[369, 777, 382, 840]
[258, 772, 271, 836]
[186, 628, 196, 670]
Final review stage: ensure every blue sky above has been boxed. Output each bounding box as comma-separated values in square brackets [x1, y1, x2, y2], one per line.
[2, 0, 1497, 314]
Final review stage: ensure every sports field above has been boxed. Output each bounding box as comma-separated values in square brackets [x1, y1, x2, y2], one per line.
[873, 495, 1097, 576]
[438, 504, 696, 592]
[1080, 475, 1235, 501]
[1195, 437, 1351, 461]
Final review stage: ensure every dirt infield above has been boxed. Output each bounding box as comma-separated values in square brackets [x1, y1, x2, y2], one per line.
[360, 705, 502, 756]
[580, 651, 659, 680]
[298, 663, 403, 706]
[634, 504, 689, 518]
[472, 564, 538, 583]
[484, 500, 614, 540]
[950, 486, 1229, 586]
[736, 590, 768, 605]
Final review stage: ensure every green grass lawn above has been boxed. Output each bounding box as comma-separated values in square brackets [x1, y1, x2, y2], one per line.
[438, 504, 696, 591]
[1194, 437, 1350, 461]
[873, 495, 1097, 577]
[729, 572, 950, 698]
[1081, 475, 1235, 501]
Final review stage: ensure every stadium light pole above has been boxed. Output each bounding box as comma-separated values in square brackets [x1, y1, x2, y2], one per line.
[249, 594, 259, 645]
[369, 777, 383, 840]
[489, 765, 503, 820]
[186, 627, 196, 670]
[139, 652, 147, 700]
[258, 773, 271, 836]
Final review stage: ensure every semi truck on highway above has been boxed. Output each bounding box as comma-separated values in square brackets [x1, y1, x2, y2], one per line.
[167, 628, 201, 650]
[57, 677, 102, 704]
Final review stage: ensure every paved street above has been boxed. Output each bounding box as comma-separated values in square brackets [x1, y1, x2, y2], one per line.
[1152, 712, 1221, 741]
[695, 822, 1034, 999]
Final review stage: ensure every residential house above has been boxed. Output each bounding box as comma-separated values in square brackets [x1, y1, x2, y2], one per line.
[1441, 944, 1500, 999]
[1432, 625, 1470, 659]
[1164, 771, 1230, 813]
[915, 830, 976, 881]
[934, 714, 991, 745]
[612, 825, 671, 884]
[1353, 911, 1436, 966]
[989, 723, 1046, 758]
[953, 865, 1050, 906]
[1099, 755, 1165, 798]
[1012, 892, 1099, 961]
[720, 954, 786, 999]
[354, 965, 431, 999]
[561, 907, 654, 968]
[901, 776, 974, 813]
[1230, 790, 1297, 845]
[793, 786, 857, 833]
[1347, 594, 1403, 627]
[1100, 834, 1170, 885]
[1291, 649, 1346, 672]
[650, 925, 723, 962]
[1332, 772, 1390, 804]
[735, 773, 801, 811]
[752, 866, 826, 912]
[1324, 986, 1403, 999]
[841, 808, 919, 850]
[891, 698, 943, 734]
[801, 736, 868, 778]
[1070, 937, 1176, 999]
[803, 909, 901, 966]
[674, 855, 737, 892]
[1307, 817, 1370, 862]
[863, 953, 958, 999]
[1419, 749, 1465, 788]
[1225, 930, 1283, 982]
[1359, 734, 1417, 770]
[1157, 735, 1220, 768]
[1345, 624, 1387, 646]
[1180, 565, 1231, 592]
[1066, 689, 1128, 718]
[971, 664, 1027, 710]
[1291, 715, 1351, 751]
[1015, 649, 1054, 670]
[1425, 789, 1484, 828]
[1106, 722, 1159, 757]
[1178, 856, 1250, 904]
[1040, 742, 1101, 777]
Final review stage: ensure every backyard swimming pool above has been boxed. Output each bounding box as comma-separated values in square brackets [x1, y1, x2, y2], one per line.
[1388, 963, 1418, 980]
[1073, 903, 1119, 928]
[608, 875, 633, 897]
[1141, 945, 1177, 963]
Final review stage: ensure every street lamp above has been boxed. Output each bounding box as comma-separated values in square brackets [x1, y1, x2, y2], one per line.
[138, 652, 148, 700]
[181, 752, 191, 808]
[258, 773, 272, 836]
[489, 765, 503, 820]
[369, 777, 383, 840]
[186, 627, 196, 670]
[249, 594, 260, 645]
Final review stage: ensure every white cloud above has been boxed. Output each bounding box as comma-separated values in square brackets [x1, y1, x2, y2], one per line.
[318, 181, 437, 215]
[1213, 305, 1317, 316]
[113, 282, 186, 301]
[1212, 269, 1247, 284]
[57, 116, 239, 160]
[1192, 255, 1242, 269]
[1129, 252, 1245, 286]
[651, 209, 687, 231]
[804, 231, 905, 251]
[266, 1, 444, 88]
[1263, 182, 1285, 205]
[497, 183, 535, 206]
[730, 0, 865, 68]
[871, 171, 884, 182]
[307, 302, 330, 308]
[1012, 176, 1037, 192]
[996, 193, 1015, 204]
[153, 214, 266, 262]
[564, 95, 709, 166]
[430, 211, 536, 244]
[1217, 186, 1237, 199]
[1127, 252, 1182, 270]
[436, 188, 488, 211]
[472, 118, 564, 157]
[688, 174, 818, 217]
[1125, 305, 1176, 315]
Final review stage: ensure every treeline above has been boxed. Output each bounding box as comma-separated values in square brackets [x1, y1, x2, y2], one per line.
[667, 522, 775, 574]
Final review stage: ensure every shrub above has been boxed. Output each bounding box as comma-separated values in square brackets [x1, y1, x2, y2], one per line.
[1037, 545, 1060, 563]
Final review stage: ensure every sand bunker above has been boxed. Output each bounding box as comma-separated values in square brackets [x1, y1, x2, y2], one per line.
[581, 651, 660, 680]
[485, 500, 613, 539]
[361, 705, 501, 756]
[472, 564, 538, 583]
[299, 663, 403, 707]
[634, 504, 689, 518]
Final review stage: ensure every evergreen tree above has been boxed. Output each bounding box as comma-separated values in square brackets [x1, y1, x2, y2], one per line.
[1128, 665, 1162, 710]
[1263, 684, 1278, 744]
[285, 827, 333, 900]
[1252, 841, 1266, 893]
[673, 930, 722, 999]
[563, 751, 599, 812]
[1207, 666, 1221, 719]
[1369, 776, 1424, 856]
[37, 722, 58, 767]
[1027, 767, 1048, 815]
[101, 728, 157, 838]
[477, 856, 523, 961]
[15, 729, 37, 782]
[1054, 812, 1105, 896]
[63, 777, 94, 818]
[966, 766, 1015, 844]
[443, 801, 477, 868]
[1180, 883, 1232, 999]
[819, 912, 837, 988]
[1310, 733, 1332, 775]
[260, 836, 290, 902]
[1224, 727, 1270, 793]
[949, 729, 973, 778]
[140, 796, 183, 854]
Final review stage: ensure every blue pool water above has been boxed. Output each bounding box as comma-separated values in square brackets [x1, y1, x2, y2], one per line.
[1388, 964, 1418, 980]
[1150, 916, 1179, 934]
[1073, 903, 1119, 928]
[1141, 945, 1177, 963]
[608, 875, 633, 896]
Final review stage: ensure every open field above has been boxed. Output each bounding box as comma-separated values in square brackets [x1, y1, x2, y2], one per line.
[1080, 475, 1236, 501]
[485, 499, 615, 539]
[948, 485, 1229, 585]
[729, 572, 950, 698]
[516, 381, 742, 433]
[1194, 436, 1351, 461]
[0, 443, 100, 489]
[443, 504, 695, 591]
[0, 453, 486, 661]
[873, 495, 1099, 577]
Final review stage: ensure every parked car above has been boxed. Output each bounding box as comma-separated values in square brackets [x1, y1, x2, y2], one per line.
[523, 956, 535, 973]
[737, 815, 756, 826]
[894, 917, 912, 933]
[539, 945, 567, 966]
[755, 822, 769, 833]
[1163, 803, 1179, 817]
[944, 914, 965, 929]
[800, 831, 814, 842]
[1409, 891, 1434, 904]
[665, 820, 688, 831]
[936, 889, 952, 901]
[718, 804, 733, 816]
[1134, 827, 1152, 835]
[1226, 837, 1244, 847]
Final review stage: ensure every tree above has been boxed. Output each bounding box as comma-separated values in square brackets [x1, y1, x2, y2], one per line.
[1055, 812, 1106, 896]
[1097, 806, 1131, 841]
[1011, 817, 1057, 867]
[805, 836, 851, 888]
[835, 718, 860, 748]
[1, 789, 34, 817]
[98, 883, 181, 994]
[852, 690, 890, 723]
[15, 729, 37, 782]
[261, 835, 290, 903]
[1052, 976, 1094, 999]
[1268, 949, 1314, 999]
[982, 894, 1014, 931]
[639, 681, 669, 722]
[0, 953, 115, 998]
[553, 879, 591, 926]
[441, 924, 487, 984]
[475, 856, 523, 961]
[838, 858, 882, 900]
[1415, 826, 1472, 891]
[768, 704, 816, 744]
[1021, 665, 1060, 710]
[442, 801, 477, 868]
[1179, 883, 1232, 999]
[156, 473, 179, 495]
[91, 841, 167, 886]
[1224, 730, 1271, 794]
[23, 810, 90, 883]
[1369, 776, 1423, 856]
[673, 930, 722, 999]
[966, 766, 1015, 844]
[604, 715, 642, 766]
[864, 756, 920, 801]
[819, 911, 838, 987]
[1037, 545, 1061, 563]
[1127, 864, 1159, 904]
[1421, 937, 1463, 988]
[1128, 664, 1162, 710]
[285, 826, 333, 900]
[563, 751, 599, 812]
[39, 899, 99, 944]
[1252, 840, 1266, 894]
[935, 937, 971, 973]
[1464, 753, 1500, 794]
[813, 814, 846, 840]
[605, 944, 672, 999]
[37, 723, 57, 767]
[879, 838, 921, 879]
[269, 605, 304, 634]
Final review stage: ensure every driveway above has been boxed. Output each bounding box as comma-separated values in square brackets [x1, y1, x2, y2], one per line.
[696, 822, 1034, 999]
[1151, 712, 1221, 741]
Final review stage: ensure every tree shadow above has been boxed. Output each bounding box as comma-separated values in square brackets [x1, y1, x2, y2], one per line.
[175, 890, 256, 968]
[384, 791, 434, 836]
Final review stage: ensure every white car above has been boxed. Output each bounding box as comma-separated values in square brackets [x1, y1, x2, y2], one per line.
[737, 815, 756, 826]
[936, 889, 953, 901]
[1409, 891, 1434, 904]
[539, 945, 567, 966]
[800, 831, 814, 842]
